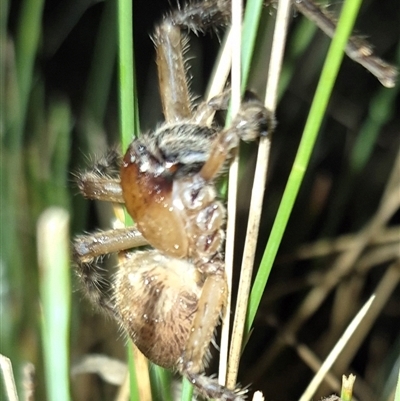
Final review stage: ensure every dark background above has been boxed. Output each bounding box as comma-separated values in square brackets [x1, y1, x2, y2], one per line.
[3, 0, 400, 400]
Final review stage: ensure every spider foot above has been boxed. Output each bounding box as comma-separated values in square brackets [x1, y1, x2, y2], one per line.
[232, 92, 276, 142]
[75, 148, 123, 202]
[168, 0, 231, 35]
[186, 372, 247, 401]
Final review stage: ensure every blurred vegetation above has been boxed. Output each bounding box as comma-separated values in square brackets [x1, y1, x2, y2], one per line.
[1, 0, 399, 400]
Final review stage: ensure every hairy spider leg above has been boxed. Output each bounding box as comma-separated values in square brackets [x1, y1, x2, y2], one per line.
[153, 0, 231, 123]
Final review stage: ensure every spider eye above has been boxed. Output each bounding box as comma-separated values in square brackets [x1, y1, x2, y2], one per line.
[137, 144, 147, 154]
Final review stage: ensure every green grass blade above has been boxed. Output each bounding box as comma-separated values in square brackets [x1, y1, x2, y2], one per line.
[38, 208, 71, 401]
[246, 0, 365, 332]
[241, 0, 264, 87]
[350, 62, 400, 175]
[127, 343, 140, 399]
[84, 0, 117, 125]
[278, 15, 319, 100]
[181, 378, 194, 401]
[13, 0, 45, 148]
[117, 0, 144, 399]
[150, 366, 173, 401]
[118, 0, 137, 148]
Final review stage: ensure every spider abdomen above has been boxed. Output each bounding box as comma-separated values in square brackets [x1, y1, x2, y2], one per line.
[114, 250, 203, 368]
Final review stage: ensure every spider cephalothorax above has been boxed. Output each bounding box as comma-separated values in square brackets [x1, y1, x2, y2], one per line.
[73, 0, 272, 399]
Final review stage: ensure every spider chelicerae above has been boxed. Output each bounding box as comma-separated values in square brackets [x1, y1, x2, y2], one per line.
[73, 0, 273, 399]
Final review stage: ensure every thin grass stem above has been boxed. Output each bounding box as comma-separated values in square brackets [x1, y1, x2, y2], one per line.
[226, 0, 292, 388]
[394, 368, 400, 401]
[299, 297, 374, 401]
[219, 0, 242, 387]
[0, 355, 19, 401]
